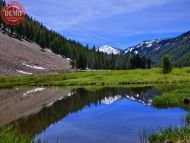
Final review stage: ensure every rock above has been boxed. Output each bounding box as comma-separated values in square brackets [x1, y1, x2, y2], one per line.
[183, 98, 190, 105]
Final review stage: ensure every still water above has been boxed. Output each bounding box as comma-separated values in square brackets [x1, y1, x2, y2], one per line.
[0, 87, 187, 143]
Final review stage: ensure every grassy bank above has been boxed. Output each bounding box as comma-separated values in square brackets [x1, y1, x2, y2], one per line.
[0, 127, 32, 143]
[1, 67, 190, 88]
[149, 126, 190, 143]
[152, 83, 190, 107]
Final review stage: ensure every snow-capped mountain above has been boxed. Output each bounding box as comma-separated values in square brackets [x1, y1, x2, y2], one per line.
[97, 45, 121, 55]
[96, 31, 190, 66]
[124, 39, 162, 56]
[97, 39, 165, 56]
[123, 31, 190, 66]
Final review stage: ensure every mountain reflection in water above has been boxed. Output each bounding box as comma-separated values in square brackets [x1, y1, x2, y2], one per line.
[0, 86, 186, 143]
[11, 87, 160, 137]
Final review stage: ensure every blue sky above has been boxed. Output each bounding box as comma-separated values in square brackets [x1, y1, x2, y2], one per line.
[21, 0, 190, 49]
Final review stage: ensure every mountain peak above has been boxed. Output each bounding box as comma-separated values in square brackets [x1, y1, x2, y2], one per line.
[97, 45, 121, 55]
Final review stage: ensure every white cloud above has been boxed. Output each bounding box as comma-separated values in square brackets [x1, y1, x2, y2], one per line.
[22, 0, 172, 30]
[21, 0, 190, 48]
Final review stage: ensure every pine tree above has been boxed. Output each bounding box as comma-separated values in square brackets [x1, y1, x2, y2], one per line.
[77, 53, 87, 69]
[162, 55, 172, 74]
[141, 56, 146, 69]
[39, 31, 46, 51]
[147, 58, 151, 69]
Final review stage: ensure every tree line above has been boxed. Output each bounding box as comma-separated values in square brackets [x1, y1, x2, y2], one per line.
[0, 0, 151, 70]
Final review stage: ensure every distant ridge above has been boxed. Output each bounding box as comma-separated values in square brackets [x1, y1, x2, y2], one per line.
[124, 31, 190, 66]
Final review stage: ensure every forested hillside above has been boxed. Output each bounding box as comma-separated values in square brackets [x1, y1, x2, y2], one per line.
[124, 31, 190, 67]
[0, 0, 151, 70]
[146, 31, 190, 67]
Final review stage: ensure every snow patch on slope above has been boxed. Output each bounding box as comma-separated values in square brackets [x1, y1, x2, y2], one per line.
[45, 48, 63, 59]
[124, 39, 161, 55]
[16, 70, 32, 75]
[22, 62, 46, 70]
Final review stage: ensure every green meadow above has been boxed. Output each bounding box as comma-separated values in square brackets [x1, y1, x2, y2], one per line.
[1, 67, 190, 88]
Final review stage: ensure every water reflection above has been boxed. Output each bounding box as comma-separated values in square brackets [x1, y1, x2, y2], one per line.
[0, 87, 72, 126]
[100, 87, 159, 106]
[0, 86, 186, 143]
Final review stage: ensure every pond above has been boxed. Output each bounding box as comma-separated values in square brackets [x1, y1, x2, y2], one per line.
[0, 86, 187, 143]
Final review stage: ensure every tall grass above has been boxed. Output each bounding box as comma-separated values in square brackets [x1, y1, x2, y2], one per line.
[149, 126, 190, 143]
[152, 83, 190, 107]
[0, 127, 32, 143]
[139, 129, 149, 143]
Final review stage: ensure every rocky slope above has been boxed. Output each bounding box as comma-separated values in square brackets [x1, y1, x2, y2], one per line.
[0, 31, 72, 75]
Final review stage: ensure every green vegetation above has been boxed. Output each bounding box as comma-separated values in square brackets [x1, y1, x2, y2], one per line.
[152, 83, 190, 107]
[149, 126, 190, 143]
[162, 55, 172, 74]
[146, 31, 190, 67]
[186, 112, 190, 124]
[148, 113, 190, 143]
[0, 67, 190, 142]
[0, 67, 190, 88]
[150, 84, 190, 142]
[0, 127, 33, 143]
[1, 82, 190, 142]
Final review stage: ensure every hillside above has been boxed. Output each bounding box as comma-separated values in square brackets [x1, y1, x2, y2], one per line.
[124, 39, 161, 55]
[146, 31, 190, 66]
[0, 31, 72, 75]
[97, 31, 190, 67]
[125, 31, 190, 66]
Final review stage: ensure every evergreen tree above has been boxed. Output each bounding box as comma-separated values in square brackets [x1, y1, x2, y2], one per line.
[77, 53, 87, 69]
[147, 58, 152, 69]
[39, 31, 46, 50]
[141, 56, 146, 69]
[162, 55, 172, 74]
